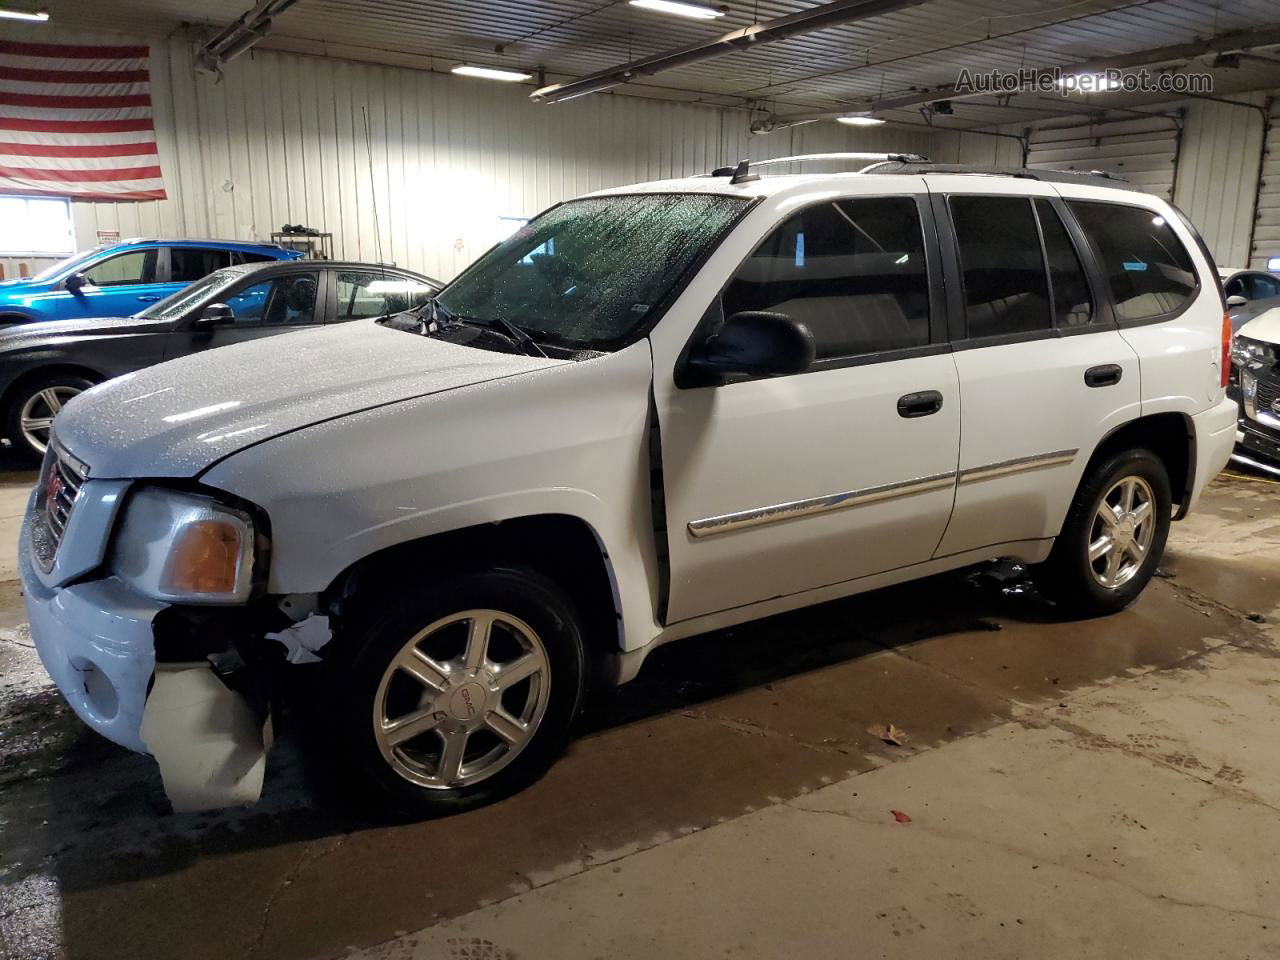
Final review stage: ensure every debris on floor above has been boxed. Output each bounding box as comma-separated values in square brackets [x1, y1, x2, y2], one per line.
[868, 723, 908, 746]
[891, 809, 912, 823]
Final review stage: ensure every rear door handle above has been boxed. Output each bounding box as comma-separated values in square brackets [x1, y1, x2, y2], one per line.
[136, 295, 161, 302]
[897, 390, 944, 418]
[1084, 364, 1123, 388]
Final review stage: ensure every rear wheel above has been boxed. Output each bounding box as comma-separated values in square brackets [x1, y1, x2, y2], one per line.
[330, 567, 586, 816]
[1037, 448, 1171, 617]
[4, 373, 95, 459]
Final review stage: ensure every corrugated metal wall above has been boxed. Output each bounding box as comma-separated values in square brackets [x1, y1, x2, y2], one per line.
[3, 20, 1275, 282]
[1026, 115, 1181, 200]
[1175, 92, 1271, 270]
[0, 23, 934, 283]
[1250, 97, 1280, 270]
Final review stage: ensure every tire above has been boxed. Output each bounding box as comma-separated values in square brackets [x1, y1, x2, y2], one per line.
[1036, 448, 1172, 617]
[329, 567, 586, 817]
[4, 373, 95, 460]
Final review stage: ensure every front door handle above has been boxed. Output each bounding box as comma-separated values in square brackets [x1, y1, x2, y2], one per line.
[897, 390, 944, 418]
[136, 295, 161, 302]
[1084, 364, 1123, 388]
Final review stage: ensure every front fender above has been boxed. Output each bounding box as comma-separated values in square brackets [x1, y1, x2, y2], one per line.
[200, 341, 662, 652]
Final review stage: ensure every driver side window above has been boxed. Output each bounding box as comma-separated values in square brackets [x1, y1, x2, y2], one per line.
[222, 273, 319, 326]
[721, 196, 930, 360]
[82, 249, 157, 287]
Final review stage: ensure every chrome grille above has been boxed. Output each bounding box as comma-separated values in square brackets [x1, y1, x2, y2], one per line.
[32, 437, 88, 572]
[1257, 373, 1280, 413]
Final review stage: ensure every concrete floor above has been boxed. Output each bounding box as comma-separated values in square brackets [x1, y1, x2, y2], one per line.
[0, 457, 1277, 960]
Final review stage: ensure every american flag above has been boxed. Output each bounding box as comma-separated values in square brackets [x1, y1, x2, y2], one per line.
[0, 40, 166, 201]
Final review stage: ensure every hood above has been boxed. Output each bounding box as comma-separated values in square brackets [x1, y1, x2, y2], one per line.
[0, 314, 160, 347]
[1238, 307, 1280, 346]
[53, 319, 566, 479]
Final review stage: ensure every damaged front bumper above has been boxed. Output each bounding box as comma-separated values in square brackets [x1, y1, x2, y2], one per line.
[20, 507, 271, 810]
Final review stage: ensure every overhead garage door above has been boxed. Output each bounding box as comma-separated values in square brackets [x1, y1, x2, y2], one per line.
[1027, 115, 1181, 200]
[1250, 98, 1280, 270]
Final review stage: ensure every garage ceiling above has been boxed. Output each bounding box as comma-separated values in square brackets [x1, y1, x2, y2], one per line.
[53, 0, 1280, 129]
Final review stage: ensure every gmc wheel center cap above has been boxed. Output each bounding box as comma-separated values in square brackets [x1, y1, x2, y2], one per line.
[447, 682, 487, 721]
[1115, 515, 1136, 545]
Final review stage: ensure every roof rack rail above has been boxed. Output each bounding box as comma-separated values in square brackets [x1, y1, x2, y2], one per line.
[860, 161, 1142, 190]
[708, 152, 931, 184]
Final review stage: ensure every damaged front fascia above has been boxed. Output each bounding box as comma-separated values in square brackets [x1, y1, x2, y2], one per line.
[137, 595, 328, 812]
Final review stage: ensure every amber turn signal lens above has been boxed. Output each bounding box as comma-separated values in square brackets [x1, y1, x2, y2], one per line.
[161, 520, 243, 595]
[1221, 311, 1232, 389]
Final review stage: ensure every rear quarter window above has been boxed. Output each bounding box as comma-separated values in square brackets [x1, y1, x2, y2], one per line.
[1068, 200, 1198, 322]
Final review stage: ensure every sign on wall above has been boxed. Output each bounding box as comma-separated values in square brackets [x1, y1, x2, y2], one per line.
[0, 40, 166, 201]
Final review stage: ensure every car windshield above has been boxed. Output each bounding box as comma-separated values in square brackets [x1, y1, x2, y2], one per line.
[26, 247, 108, 283]
[436, 193, 750, 351]
[136, 268, 243, 320]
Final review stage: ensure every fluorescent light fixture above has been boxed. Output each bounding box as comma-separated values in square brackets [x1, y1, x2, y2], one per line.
[1268, 256, 1280, 272]
[0, 5, 49, 20]
[629, 0, 725, 19]
[837, 115, 886, 126]
[1057, 72, 1122, 93]
[451, 64, 533, 82]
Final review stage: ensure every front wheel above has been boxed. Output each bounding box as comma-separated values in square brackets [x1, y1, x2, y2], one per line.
[4, 373, 95, 459]
[1036, 448, 1172, 617]
[330, 567, 586, 816]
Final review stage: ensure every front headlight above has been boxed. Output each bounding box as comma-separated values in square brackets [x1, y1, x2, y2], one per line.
[111, 487, 256, 604]
[1231, 335, 1275, 370]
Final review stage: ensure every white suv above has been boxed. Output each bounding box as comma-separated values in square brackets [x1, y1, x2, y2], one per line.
[22, 155, 1238, 814]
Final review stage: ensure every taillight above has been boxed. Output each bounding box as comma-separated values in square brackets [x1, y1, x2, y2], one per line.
[1221, 311, 1231, 388]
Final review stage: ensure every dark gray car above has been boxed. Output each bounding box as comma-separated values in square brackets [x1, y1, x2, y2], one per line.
[0, 259, 439, 457]
[1223, 268, 1280, 333]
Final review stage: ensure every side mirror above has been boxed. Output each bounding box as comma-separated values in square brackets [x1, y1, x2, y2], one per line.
[1226, 294, 1248, 307]
[194, 303, 235, 328]
[684, 311, 816, 386]
[64, 272, 86, 293]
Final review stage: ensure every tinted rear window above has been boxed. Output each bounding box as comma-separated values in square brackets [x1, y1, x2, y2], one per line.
[951, 196, 1051, 338]
[1068, 200, 1198, 322]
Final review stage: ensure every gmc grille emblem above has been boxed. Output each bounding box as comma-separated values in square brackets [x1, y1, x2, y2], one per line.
[44, 467, 63, 507]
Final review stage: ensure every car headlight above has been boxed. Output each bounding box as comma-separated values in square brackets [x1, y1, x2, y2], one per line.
[1231, 335, 1275, 370]
[111, 487, 256, 603]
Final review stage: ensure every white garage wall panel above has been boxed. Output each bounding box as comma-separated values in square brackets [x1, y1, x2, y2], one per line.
[0, 23, 936, 283]
[1026, 115, 1181, 200]
[1175, 92, 1270, 270]
[927, 129, 1025, 167]
[1251, 97, 1280, 270]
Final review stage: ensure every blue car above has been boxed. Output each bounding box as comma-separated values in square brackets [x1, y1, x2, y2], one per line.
[0, 238, 303, 325]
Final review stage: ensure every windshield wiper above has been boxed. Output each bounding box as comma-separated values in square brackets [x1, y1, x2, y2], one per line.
[483, 316, 549, 359]
[405, 297, 548, 358]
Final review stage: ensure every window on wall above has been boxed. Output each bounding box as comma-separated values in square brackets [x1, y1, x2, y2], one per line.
[0, 196, 74, 256]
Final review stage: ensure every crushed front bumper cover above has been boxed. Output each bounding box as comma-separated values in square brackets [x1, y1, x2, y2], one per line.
[21, 509, 270, 811]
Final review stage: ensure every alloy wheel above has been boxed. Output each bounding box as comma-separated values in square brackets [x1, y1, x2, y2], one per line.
[19, 385, 82, 454]
[372, 609, 551, 789]
[1087, 475, 1156, 589]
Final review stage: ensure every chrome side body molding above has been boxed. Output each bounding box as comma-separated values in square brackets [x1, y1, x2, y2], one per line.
[687, 448, 1079, 539]
[687, 471, 956, 539]
[957, 448, 1078, 485]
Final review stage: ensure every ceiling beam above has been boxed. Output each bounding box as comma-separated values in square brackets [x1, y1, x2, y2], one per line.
[754, 24, 1280, 130]
[528, 0, 929, 104]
